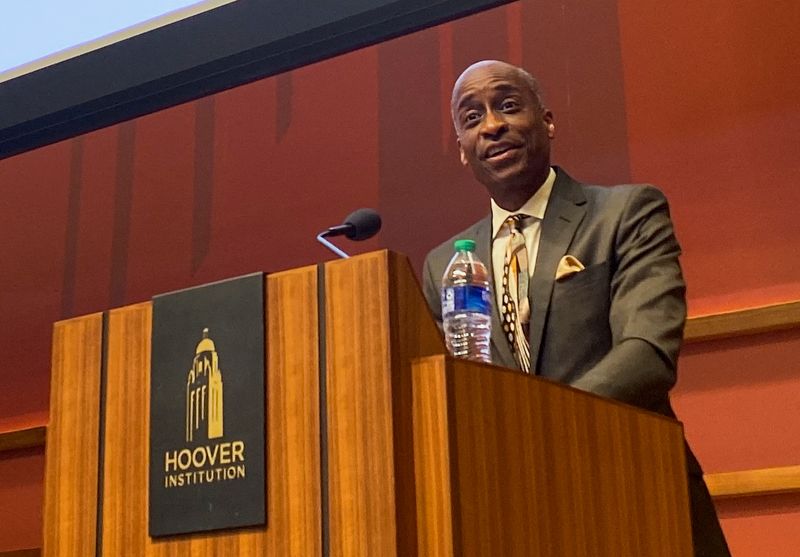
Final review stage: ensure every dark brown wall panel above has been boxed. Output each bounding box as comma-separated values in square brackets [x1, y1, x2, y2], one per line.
[520, 0, 631, 183]
[71, 127, 121, 316]
[121, 105, 197, 304]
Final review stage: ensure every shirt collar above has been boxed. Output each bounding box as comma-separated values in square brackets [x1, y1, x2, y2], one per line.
[491, 167, 556, 239]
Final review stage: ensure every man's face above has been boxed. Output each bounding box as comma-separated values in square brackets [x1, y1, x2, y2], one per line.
[451, 62, 554, 209]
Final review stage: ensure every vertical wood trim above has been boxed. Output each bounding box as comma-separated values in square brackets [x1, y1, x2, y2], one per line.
[386, 252, 447, 555]
[101, 302, 151, 556]
[316, 264, 330, 557]
[264, 266, 322, 556]
[324, 251, 446, 557]
[43, 313, 103, 557]
[325, 251, 397, 557]
[411, 357, 455, 557]
[94, 312, 108, 557]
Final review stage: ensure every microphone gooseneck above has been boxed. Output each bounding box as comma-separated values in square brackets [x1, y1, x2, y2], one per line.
[316, 208, 382, 259]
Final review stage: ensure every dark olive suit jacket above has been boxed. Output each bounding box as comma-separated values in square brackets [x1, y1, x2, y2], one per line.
[421, 167, 730, 556]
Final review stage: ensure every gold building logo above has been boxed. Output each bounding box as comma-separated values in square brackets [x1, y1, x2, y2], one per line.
[162, 328, 246, 489]
[186, 328, 223, 442]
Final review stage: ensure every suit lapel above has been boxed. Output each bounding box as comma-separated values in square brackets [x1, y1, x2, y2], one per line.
[527, 169, 587, 373]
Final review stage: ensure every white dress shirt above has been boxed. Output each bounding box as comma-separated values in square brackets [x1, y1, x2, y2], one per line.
[490, 167, 556, 316]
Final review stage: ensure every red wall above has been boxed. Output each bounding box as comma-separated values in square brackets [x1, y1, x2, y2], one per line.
[617, 0, 800, 313]
[1, 0, 798, 552]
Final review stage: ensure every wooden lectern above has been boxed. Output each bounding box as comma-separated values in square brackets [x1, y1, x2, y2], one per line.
[43, 250, 692, 556]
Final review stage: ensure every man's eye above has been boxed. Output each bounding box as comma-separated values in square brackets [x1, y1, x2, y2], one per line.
[501, 100, 519, 111]
[463, 111, 481, 124]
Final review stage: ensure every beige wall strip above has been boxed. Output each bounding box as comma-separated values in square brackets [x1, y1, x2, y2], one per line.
[685, 301, 800, 343]
[705, 465, 800, 499]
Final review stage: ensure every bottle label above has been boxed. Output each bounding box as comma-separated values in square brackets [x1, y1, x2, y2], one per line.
[442, 285, 491, 315]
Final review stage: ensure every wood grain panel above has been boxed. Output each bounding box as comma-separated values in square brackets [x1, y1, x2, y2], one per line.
[263, 266, 321, 556]
[325, 252, 397, 557]
[411, 358, 455, 557]
[412, 355, 693, 557]
[43, 313, 103, 557]
[101, 302, 151, 556]
[48, 257, 797, 555]
[685, 300, 800, 342]
[100, 266, 321, 556]
[705, 465, 800, 499]
[324, 251, 445, 557]
[386, 251, 447, 554]
[0, 427, 45, 453]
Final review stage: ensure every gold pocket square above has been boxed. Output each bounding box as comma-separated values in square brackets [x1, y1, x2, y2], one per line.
[555, 255, 585, 281]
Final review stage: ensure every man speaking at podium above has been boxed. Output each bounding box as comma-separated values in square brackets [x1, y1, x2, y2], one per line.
[422, 60, 730, 556]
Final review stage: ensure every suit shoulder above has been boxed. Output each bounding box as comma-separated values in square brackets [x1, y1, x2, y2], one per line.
[423, 218, 489, 264]
[580, 183, 670, 215]
[582, 182, 666, 201]
[553, 167, 668, 206]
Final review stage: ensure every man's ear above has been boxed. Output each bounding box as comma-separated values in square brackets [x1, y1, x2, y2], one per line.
[458, 139, 468, 166]
[543, 110, 555, 139]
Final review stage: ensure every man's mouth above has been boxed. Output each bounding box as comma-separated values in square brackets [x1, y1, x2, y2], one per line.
[484, 143, 521, 160]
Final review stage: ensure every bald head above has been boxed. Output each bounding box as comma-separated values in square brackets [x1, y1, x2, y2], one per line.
[451, 60, 544, 127]
[447, 59, 555, 210]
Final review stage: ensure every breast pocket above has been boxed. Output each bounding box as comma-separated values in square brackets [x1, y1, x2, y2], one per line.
[552, 260, 610, 299]
[549, 261, 611, 331]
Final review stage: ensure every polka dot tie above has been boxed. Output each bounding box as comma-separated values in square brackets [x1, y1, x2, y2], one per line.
[501, 214, 531, 372]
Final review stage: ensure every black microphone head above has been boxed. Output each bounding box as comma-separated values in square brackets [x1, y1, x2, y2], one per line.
[343, 208, 382, 241]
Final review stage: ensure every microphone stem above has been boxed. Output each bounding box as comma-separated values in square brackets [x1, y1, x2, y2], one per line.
[316, 232, 350, 259]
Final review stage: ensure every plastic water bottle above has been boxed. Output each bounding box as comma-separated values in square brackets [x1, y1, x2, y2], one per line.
[441, 239, 492, 363]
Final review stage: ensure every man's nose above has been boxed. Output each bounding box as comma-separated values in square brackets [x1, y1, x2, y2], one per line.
[480, 110, 507, 137]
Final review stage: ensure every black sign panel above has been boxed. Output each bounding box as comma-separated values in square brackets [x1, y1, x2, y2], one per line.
[149, 273, 265, 537]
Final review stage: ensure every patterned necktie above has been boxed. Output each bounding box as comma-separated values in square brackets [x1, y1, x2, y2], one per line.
[500, 214, 531, 372]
